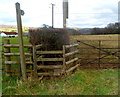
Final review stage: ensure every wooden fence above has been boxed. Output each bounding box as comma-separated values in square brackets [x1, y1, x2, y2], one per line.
[3, 39, 79, 77]
[77, 40, 120, 69]
[3, 39, 34, 76]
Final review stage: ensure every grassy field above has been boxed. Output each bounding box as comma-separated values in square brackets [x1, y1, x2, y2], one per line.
[2, 69, 118, 95]
[2, 34, 120, 95]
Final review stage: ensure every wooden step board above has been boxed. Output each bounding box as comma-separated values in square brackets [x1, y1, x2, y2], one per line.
[37, 65, 63, 69]
[37, 65, 62, 76]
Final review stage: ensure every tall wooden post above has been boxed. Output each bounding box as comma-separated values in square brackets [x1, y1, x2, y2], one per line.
[15, 2, 27, 80]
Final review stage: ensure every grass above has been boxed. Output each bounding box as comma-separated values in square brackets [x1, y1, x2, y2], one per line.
[2, 69, 119, 95]
[2, 34, 120, 95]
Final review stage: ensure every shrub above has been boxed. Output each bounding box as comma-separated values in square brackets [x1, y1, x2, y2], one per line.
[29, 28, 70, 51]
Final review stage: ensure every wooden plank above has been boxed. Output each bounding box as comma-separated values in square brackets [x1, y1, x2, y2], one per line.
[5, 61, 33, 64]
[4, 53, 32, 56]
[66, 57, 79, 65]
[65, 50, 78, 57]
[35, 44, 42, 48]
[65, 44, 79, 48]
[66, 64, 81, 73]
[37, 65, 63, 69]
[37, 58, 63, 61]
[37, 72, 53, 76]
[36, 51, 63, 54]
[3, 44, 32, 48]
[6, 70, 34, 73]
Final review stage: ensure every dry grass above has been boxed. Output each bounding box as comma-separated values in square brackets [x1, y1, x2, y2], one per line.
[72, 34, 119, 40]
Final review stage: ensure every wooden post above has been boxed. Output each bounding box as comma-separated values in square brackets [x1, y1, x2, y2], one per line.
[4, 39, 11, 76]
[15, 2, 27, 80]
[63, 45, 66, 73]
[98, 40, 101, 68]
[33, 46, 37, 78]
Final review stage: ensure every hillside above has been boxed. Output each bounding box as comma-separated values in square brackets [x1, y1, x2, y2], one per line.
[0, 25, 29, 32]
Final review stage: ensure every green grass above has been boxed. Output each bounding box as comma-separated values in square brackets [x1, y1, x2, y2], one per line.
[2, 69, 119, 95]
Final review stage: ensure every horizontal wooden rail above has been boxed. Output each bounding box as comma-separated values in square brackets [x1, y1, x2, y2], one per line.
[79, 48, 120, 49]
[37, 72, 53, 76]
[37, 65, 63, 69]
[66, 64, 81, 73]
[4, 53, 32, 56]
[6, 70, 34, 73]
[35, 44, 42, 48]
[66, 57, 79, 65]
[5, 61, 33, 64]
[36, 51, 63, 54]
[65, 44, 79, 48]
[65, 50, 78, 57]
[37, 58, 63, 61]
[3, 44, 33, 48]
[77, 40, 119, 41]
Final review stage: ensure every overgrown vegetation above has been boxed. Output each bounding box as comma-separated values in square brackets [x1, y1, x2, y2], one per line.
[29, 28, 70, 50]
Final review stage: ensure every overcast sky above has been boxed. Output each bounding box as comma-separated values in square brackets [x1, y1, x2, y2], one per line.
[0, 0, 120, 28]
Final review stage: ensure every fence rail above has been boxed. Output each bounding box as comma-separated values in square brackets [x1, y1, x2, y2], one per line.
[3, 44, 33, 48]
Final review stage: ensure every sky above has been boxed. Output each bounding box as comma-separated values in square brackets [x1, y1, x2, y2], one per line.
[0, 0, 120, 28]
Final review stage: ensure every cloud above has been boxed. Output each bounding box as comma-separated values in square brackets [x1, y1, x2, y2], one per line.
[0, 0, 119, 28]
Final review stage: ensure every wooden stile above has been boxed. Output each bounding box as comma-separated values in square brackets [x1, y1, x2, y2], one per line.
[3, 41, 80, 77]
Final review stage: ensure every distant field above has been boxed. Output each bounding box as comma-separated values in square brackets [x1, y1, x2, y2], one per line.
[72, 34, 119, 40]
[0, 27, 29, 32]
[72, 34, 119, 50]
